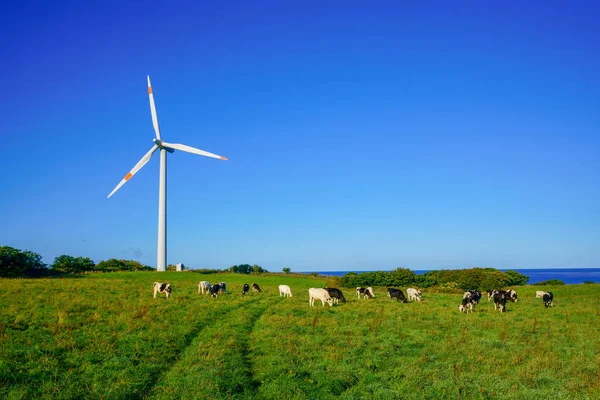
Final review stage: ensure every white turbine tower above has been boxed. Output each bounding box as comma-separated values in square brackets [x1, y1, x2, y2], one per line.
[107, 76, 227, 271]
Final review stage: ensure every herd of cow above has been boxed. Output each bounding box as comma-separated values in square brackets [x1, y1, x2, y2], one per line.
[152, 281, 555, 311]
[458, 289, 554, 313]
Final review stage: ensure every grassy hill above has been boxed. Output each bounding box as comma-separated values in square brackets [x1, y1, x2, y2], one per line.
[1, 272, 599, 399]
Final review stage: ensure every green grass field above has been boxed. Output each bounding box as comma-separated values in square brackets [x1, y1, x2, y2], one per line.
[1, 272, 599, 399]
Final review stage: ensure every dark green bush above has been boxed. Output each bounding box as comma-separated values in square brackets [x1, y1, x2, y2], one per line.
[95, 259, 153, 272]
[0, 246, 50, 278]
[228, 264, 269, 274]
[51, 255, 95, 274]
[533, 279, 566, 286]
[504, 270, 530, 286]
[340, 267, 529, 290]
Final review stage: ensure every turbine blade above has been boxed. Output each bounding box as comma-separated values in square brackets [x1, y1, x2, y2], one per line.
[161, 141, 228, 160]
[107, 145, 159, 198]
[147, 75, 161, 140]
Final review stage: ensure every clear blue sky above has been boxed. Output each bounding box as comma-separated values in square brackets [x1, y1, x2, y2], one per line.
[1, 1, 599, 272]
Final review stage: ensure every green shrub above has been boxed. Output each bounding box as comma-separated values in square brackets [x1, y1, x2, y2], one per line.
[51, 255, 95, 274]
[325, 276, 342, 288]
[415, 271, 439, 287]
[533, 279, 566, 286]
[95, 259, 153, 272]
[228, 264, 269, 274]
[432, 268, 512, 290]
[504, 270, 530, 286]
[340, 267, 529, 290]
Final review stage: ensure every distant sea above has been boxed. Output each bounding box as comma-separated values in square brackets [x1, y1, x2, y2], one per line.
[308, 268, 600, 285]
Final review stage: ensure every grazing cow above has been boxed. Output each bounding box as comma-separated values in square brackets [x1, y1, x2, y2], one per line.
[309, 288, 333, 307]
[463, 290, 482, 304]
[209, 284, 222, 298]
[252, 283, 262, 293]
[493, 291, 508, 313]
[387, 288, 407, 303]
[407, 288, 422, 302]
[459, 296, 475, 313]
[198, 281, 211, 295]
[543, 291, 554, 308]
[242, 283, 250, 295]
[536, 291, 546, 298]
[489, 289, 510, 302]
[356, 287, 375, 299]
[218, 282, 227, 293]
[279, 284, 292, 297]
[507, 289, 518, 303]
[153, 282, 172, 299]
[324, 287, 346, 304]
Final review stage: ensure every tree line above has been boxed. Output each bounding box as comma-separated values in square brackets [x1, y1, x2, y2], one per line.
[340, 267, 530, 290]
[1, 246, 154, 277]
[1, 246, 270, 277]
[228, 264, 269, 274]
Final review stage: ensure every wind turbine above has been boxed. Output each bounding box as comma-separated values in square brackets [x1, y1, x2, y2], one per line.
[107, 76, 227, 271]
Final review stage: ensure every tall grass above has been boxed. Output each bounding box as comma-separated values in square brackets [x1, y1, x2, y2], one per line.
[0, 273, 598, 399]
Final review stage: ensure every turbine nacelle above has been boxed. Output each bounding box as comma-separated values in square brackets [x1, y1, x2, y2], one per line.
[153, 138, 174, 153]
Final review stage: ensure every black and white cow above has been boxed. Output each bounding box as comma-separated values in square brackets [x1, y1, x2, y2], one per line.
[324, 287, 346, 304]
[493, 291, 508, 313]
[543, 291, 554, 308]
[218, 282, 227, 293]
[210, 284, 222, 298]
[198, 281, 211, 295]
[153, 282, 172, 299]
[242, 283, 250, 295]
[459, 296, 476, 313]
[356, 287, 375, 299]
[387, 288, 407, 303]
[252, 283, 261, 293]
[463, 290, 482, 304]
[488, 289, 513, 303]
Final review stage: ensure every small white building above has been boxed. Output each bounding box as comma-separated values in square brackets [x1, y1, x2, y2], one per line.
[176, 263, 185, 272]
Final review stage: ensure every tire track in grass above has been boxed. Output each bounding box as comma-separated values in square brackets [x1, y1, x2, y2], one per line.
[133, 298, 252, 400]
[247, 296, 366, 399]
[233, 297, 273, 395]
[146, 296, 277, 399]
